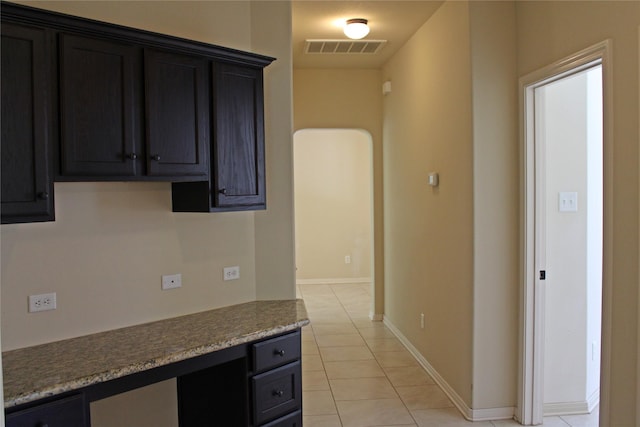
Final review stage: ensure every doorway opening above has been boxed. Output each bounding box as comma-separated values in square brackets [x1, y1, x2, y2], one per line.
[519, 41, 611, 426]
[293, 128, 376, 318]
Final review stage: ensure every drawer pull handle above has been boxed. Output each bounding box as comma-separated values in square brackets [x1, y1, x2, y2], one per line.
[272, 390, 284, 397]
[274, 349, 285, 357]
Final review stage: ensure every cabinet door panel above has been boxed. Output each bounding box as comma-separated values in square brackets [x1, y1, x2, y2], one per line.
[213, 63, 265, 209]
[252, 361, 301, 425]
[1, 23, 54, 223]
[6, 394, 87, 427]
[60, 34, 140, 176]
[145, 49, 209, 177]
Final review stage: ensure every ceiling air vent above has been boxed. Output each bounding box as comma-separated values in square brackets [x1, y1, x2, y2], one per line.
[304, 39, 387, 55]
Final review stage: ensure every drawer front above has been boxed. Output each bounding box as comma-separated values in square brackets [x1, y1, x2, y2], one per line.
[260, 409, 302, 427]
[252, 361, 301, 425]
[6, 394, 87, 427]
[253, 330, 301, 373]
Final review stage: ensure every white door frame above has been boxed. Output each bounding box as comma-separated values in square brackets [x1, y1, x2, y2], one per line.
[517, 40, 613, 426]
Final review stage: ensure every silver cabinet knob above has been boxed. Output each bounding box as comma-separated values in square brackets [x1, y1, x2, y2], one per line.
[151, 155, 161, 161]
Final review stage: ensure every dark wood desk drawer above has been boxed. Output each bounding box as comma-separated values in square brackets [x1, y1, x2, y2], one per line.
[253, 331, 301, 373]
[260, 409, 302, 427]
[6, 395, 87, 427]
[252, 361, 301, 425]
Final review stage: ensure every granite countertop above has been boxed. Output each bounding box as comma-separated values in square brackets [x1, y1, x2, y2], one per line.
[3, 299, 309, 408]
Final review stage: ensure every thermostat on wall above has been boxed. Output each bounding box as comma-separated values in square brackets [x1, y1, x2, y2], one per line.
[428, 172, 439, 187]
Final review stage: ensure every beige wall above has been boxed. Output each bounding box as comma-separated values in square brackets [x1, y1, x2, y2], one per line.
[382, 0, 638, 420]
[469, 1, 519, 411]
[294, 129, 372, 281]
[293, 69, 384, 315]
[516, 2, 639, 424]
[1, 1, 294, 425]
[382, 0, 475, 406]
[252, 1, 296, 301]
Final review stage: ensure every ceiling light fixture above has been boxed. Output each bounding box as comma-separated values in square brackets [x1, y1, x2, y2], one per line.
[343, 18, 370, 40]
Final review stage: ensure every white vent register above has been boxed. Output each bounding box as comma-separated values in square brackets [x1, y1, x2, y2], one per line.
[304, 39, 387, 55]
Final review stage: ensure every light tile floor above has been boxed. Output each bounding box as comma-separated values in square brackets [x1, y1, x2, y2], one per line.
[298, 283, 599, 427]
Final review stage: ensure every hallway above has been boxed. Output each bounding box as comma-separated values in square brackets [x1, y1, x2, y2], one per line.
[298, 283, 600, 427]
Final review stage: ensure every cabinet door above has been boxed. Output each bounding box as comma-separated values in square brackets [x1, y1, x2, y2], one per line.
[59, 34, 141, 177]
[252, 361, 301, 425]
[6, 394, 87, 427]
[212, 63, 266, 209]
[1, 23, 54, 224]
[145, 49, 209, 178]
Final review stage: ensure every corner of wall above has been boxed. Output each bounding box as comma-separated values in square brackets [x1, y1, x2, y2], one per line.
[251, 1, 297, 300]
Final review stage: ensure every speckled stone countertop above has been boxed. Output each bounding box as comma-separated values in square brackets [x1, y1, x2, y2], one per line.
[3, 299, 309, 408]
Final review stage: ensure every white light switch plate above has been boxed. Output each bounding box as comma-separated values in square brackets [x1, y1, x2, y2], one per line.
[559, 192, 578, 212]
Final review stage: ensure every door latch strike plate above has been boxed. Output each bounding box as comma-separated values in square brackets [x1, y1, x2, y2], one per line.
[540, 270, 546, 280]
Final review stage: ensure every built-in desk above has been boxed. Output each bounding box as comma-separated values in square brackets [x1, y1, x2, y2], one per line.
[3, 299, 309, 426]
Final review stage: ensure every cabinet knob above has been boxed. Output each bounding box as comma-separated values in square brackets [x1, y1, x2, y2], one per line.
[37, 192, 49, 200]
[151, 155, 161, 161]
[272, 390, 285, 397]
[274, 349, 285, 357]
[128, 153, 138, 160]
[218, 188, 227, 195]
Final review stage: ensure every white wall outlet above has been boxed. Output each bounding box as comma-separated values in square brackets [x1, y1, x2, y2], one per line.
[29, 292, 57, 313]
[224, 266, 240, 281]
[162, 273, 182, 290]
[345, 255, 351, 264]
[420, 312, 425, 329]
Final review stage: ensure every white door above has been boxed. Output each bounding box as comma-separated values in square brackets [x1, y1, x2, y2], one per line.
[519, 41, 610, 426]
[537, 65, 603, 416]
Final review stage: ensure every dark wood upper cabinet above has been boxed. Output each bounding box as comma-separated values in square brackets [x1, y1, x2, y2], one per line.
[212, 63, 266, 209]
[1, 2, 274, 220]
[1, 22, 54, 224]
[59, 34, 142, 177]
[144, 49, 209, 178]
[171, 63, 267, 212]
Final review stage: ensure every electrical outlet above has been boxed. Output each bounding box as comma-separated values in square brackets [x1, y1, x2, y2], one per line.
[224, 266, 240, 281]
[345, 255, 351, 264]
[162, 274, 182, 290]
[29, 293, 57, 313]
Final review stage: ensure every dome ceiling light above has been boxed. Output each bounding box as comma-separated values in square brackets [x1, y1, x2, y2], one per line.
[343, 18, 370, 40]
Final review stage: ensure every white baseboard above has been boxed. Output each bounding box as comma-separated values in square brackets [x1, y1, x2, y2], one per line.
[296, 277, 371, 285]
[383, 315, 515, 422]
[544, 392, 599, 416]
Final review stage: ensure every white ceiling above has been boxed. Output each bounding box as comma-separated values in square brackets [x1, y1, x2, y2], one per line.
[292, 1, 444, 69]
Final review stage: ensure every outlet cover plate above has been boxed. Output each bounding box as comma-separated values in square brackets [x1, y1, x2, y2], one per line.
[224, 266, 240, 281]
[162, 274, 182, 290]
[29, 292, 57, 313]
